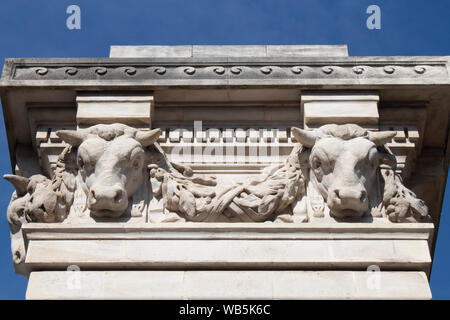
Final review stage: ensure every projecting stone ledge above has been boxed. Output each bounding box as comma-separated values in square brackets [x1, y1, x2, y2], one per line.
[26, 270, 431, 300]
[109, 45, 349, 58]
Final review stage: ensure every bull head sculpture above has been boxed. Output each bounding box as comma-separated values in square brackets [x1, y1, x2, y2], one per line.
[292, 124, 397, 219]
[56, 124, 161, 218]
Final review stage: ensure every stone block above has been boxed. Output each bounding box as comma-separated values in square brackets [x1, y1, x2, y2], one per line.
[302, 93, 379, 128]
[110, 45, 192, 58]
[109, 45, 349, 58]
[24, 238, 431, 271]
[76, 93, 154, 127]
[26, 270, 431, 300]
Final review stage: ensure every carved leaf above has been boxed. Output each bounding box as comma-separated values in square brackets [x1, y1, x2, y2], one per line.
[179, 187, 196, 218]
[257, 191, 282, 216]
[235, 193, 261, 208]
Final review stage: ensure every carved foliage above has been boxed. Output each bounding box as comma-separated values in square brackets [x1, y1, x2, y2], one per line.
[150, 146, 306, 222]
[3, 146, 76, 266]
[5, 123, 430, 226]
[291, 124, 429, 222]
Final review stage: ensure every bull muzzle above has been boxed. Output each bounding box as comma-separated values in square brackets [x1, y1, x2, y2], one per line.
[88, 184, 128, 218]
[328, 187, 369, 218]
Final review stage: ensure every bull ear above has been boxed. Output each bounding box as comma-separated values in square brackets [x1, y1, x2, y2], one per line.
[368, 131, 397, 146]
[56, 129, 87, 147]
[3, 174, 29, 197]
[135, 128, 161, 147]
[291, 127, 319, 148]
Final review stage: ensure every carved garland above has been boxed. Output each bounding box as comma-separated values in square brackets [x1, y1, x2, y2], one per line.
[4, 123, 431, 268]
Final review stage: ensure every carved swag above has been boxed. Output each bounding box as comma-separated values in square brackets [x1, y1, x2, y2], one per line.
[4, 123, 430, 264]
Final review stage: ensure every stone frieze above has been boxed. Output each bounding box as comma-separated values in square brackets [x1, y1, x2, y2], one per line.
[3, 123, 431, 266]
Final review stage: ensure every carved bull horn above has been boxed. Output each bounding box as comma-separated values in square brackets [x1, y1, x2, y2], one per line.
[368, 131, 397, 146]
[291, 127, 319, 148]
[56, 129, 88, 147]
[3, 174, 29, 197]
[135, 128, 161, 147]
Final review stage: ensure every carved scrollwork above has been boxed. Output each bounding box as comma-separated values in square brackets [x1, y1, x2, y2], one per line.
[260, 66, 273, 75]
[124, 67, 137, 75]
[414, 65, 427, 74]
[94, 67, 107, 75]
[352, 66, 365, 74]
[184, 67, 196, 75]
[230, 66, 242, 74]
[383, 66, 395, 74]
[10, 63, 447, 82]
[154, 67, 166, 75]
[213, 66, 225, 75]
[291, 66, 303, 74]
[322, 66, 334, 74]
[65, 67, 78, 76]
[34, 67, 48, 76]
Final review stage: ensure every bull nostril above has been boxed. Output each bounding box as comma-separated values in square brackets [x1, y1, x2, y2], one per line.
[360, 191, 367, 202]
[334, 189, 341, 199]
[114, 190, 123, 204]
[90, 190, 96, 199]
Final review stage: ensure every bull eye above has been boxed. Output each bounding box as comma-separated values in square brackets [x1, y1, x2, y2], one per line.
[132, 156, 142, 170]
[78, 155, 93, 174]
[371, 159, 378, 169]
[312, 158, 321, 170]
[77, 156, 84, 168]
[368, 150, 379, 169]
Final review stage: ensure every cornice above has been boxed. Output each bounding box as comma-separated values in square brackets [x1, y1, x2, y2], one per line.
[1, 56, 449, 88]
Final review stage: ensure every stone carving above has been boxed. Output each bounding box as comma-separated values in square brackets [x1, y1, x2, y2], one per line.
[149, 145, 306, 222]
[5, 145, 76, 224]
[56, 124, 161, 219]
[4, 123, 430, 226]
[352, 66, 365, 74]
[149, 124, 429, 223]
[291, 124, 429, 222]
[212, 66, 225, 75]
[34, 67, 48, 75]
[291, 66, 303, 74]
[4, 146, 76, 268]
[183, 67, 196, 75]
[13, 63, 447, 82]
[380, 168, 429, 222]
[94, 67, 107, 75]
[65, 67, 78, 75]
[383, 66, 395, 74]
[154, 67, 166, 75]
[322, 66, 334, 74]
[3, 123, 431, 267]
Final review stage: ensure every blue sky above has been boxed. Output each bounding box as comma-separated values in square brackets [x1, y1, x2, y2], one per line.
[0, 0, 449, 299]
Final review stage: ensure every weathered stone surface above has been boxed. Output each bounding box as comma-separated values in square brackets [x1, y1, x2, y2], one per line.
[302, 93, 380, 127]
[24, 238, 431, 271]
[109, 45, 349, 58]
[76, 93, 154, 127]
[1, 45, 449, 300]
[3, 57, 449, 88]
[26, 270, 431, 300]
[6, 122, 428, 224]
